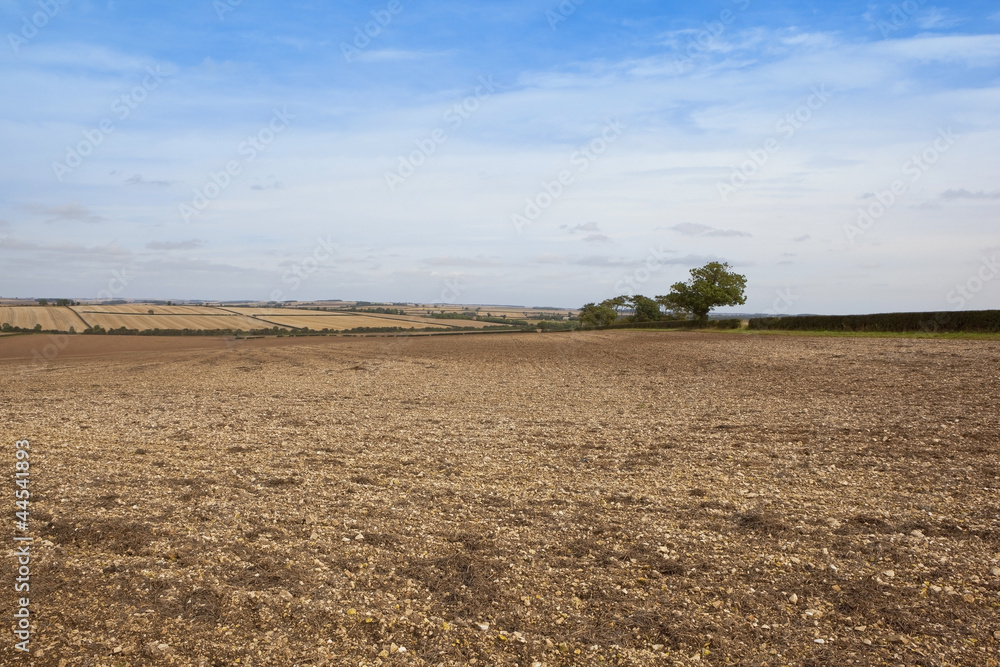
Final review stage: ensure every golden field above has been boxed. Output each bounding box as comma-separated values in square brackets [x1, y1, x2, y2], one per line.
[71, 305, 229, 316]
[0, 306, 88, 331]
[0, 305, 511, 333]
[73, 312, 277, 332]
[252, 315, 452, 331]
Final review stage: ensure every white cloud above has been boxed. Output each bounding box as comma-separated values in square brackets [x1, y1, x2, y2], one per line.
[941, 189, 1000, 200]
[22, 202, 107, 224]
[872, 34, 1000, 66]
[125, 174, 175, 187]
[352, 49, 446, 63]
[666, 223, 752, 238]
[147, 240, 204, 250]
[915, 8, 961, 30]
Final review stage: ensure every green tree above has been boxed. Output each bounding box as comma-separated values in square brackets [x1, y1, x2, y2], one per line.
[579, 302, 618, 327]
[657, 261, 747, 321]
[605, 295, 628, 316]
[37, 298, 48, 306]
[630, 295, 662, 322]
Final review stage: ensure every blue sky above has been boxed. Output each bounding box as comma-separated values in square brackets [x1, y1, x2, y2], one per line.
[1, 0, 998, 313]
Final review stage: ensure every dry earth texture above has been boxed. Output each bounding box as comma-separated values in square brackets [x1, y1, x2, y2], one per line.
[1, 332, 999, 666]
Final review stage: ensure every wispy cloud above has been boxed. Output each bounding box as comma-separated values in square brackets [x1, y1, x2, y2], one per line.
[665, 223, 752, 238]
[147, 240, 204, 251]
[0, 236, 131, 259]
[941, 188, 1000, 200]
[425, 256, 503, 267]
[125, 174, 175, 187]
[22, 203, 107, 224]
[915, 8, 961, 30]
[565, 222, 601, 234]
[250, 176, 285, 191]
[353, 49, 446, 63]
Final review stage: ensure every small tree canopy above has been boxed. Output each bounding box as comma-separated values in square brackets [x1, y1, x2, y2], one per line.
[657, 261, 747, 321]
[579, 302, 618, 327]
[630, 295, 662, 322]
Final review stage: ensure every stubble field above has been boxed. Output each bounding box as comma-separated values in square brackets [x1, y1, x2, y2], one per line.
[0, 305, 505, 333]
[1, 331, 998, 666]
[0, 307, 87, 332]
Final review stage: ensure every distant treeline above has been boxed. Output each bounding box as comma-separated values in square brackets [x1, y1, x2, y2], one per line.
[346, 307, 408, 315]
[81, 326, 287, 336]
[2, 324, 48, 333]
[748, 310, 1000, 333]
[598, 319, 742, 331]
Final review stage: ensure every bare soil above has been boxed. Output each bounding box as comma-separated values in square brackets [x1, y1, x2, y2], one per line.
[1, 331, 998, 666]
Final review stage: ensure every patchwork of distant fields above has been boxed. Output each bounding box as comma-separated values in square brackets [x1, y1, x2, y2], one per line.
[0, 304, 510, 332]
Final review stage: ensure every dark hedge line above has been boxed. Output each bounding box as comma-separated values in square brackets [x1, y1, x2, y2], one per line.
[600, 319, 743, 330]
[747, 310, 1000, 333]
[2, 324, 59, 333]
[82, 326, 275, 336]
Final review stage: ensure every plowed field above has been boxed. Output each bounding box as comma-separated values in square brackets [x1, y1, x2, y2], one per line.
[1, 332, 997, 665]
